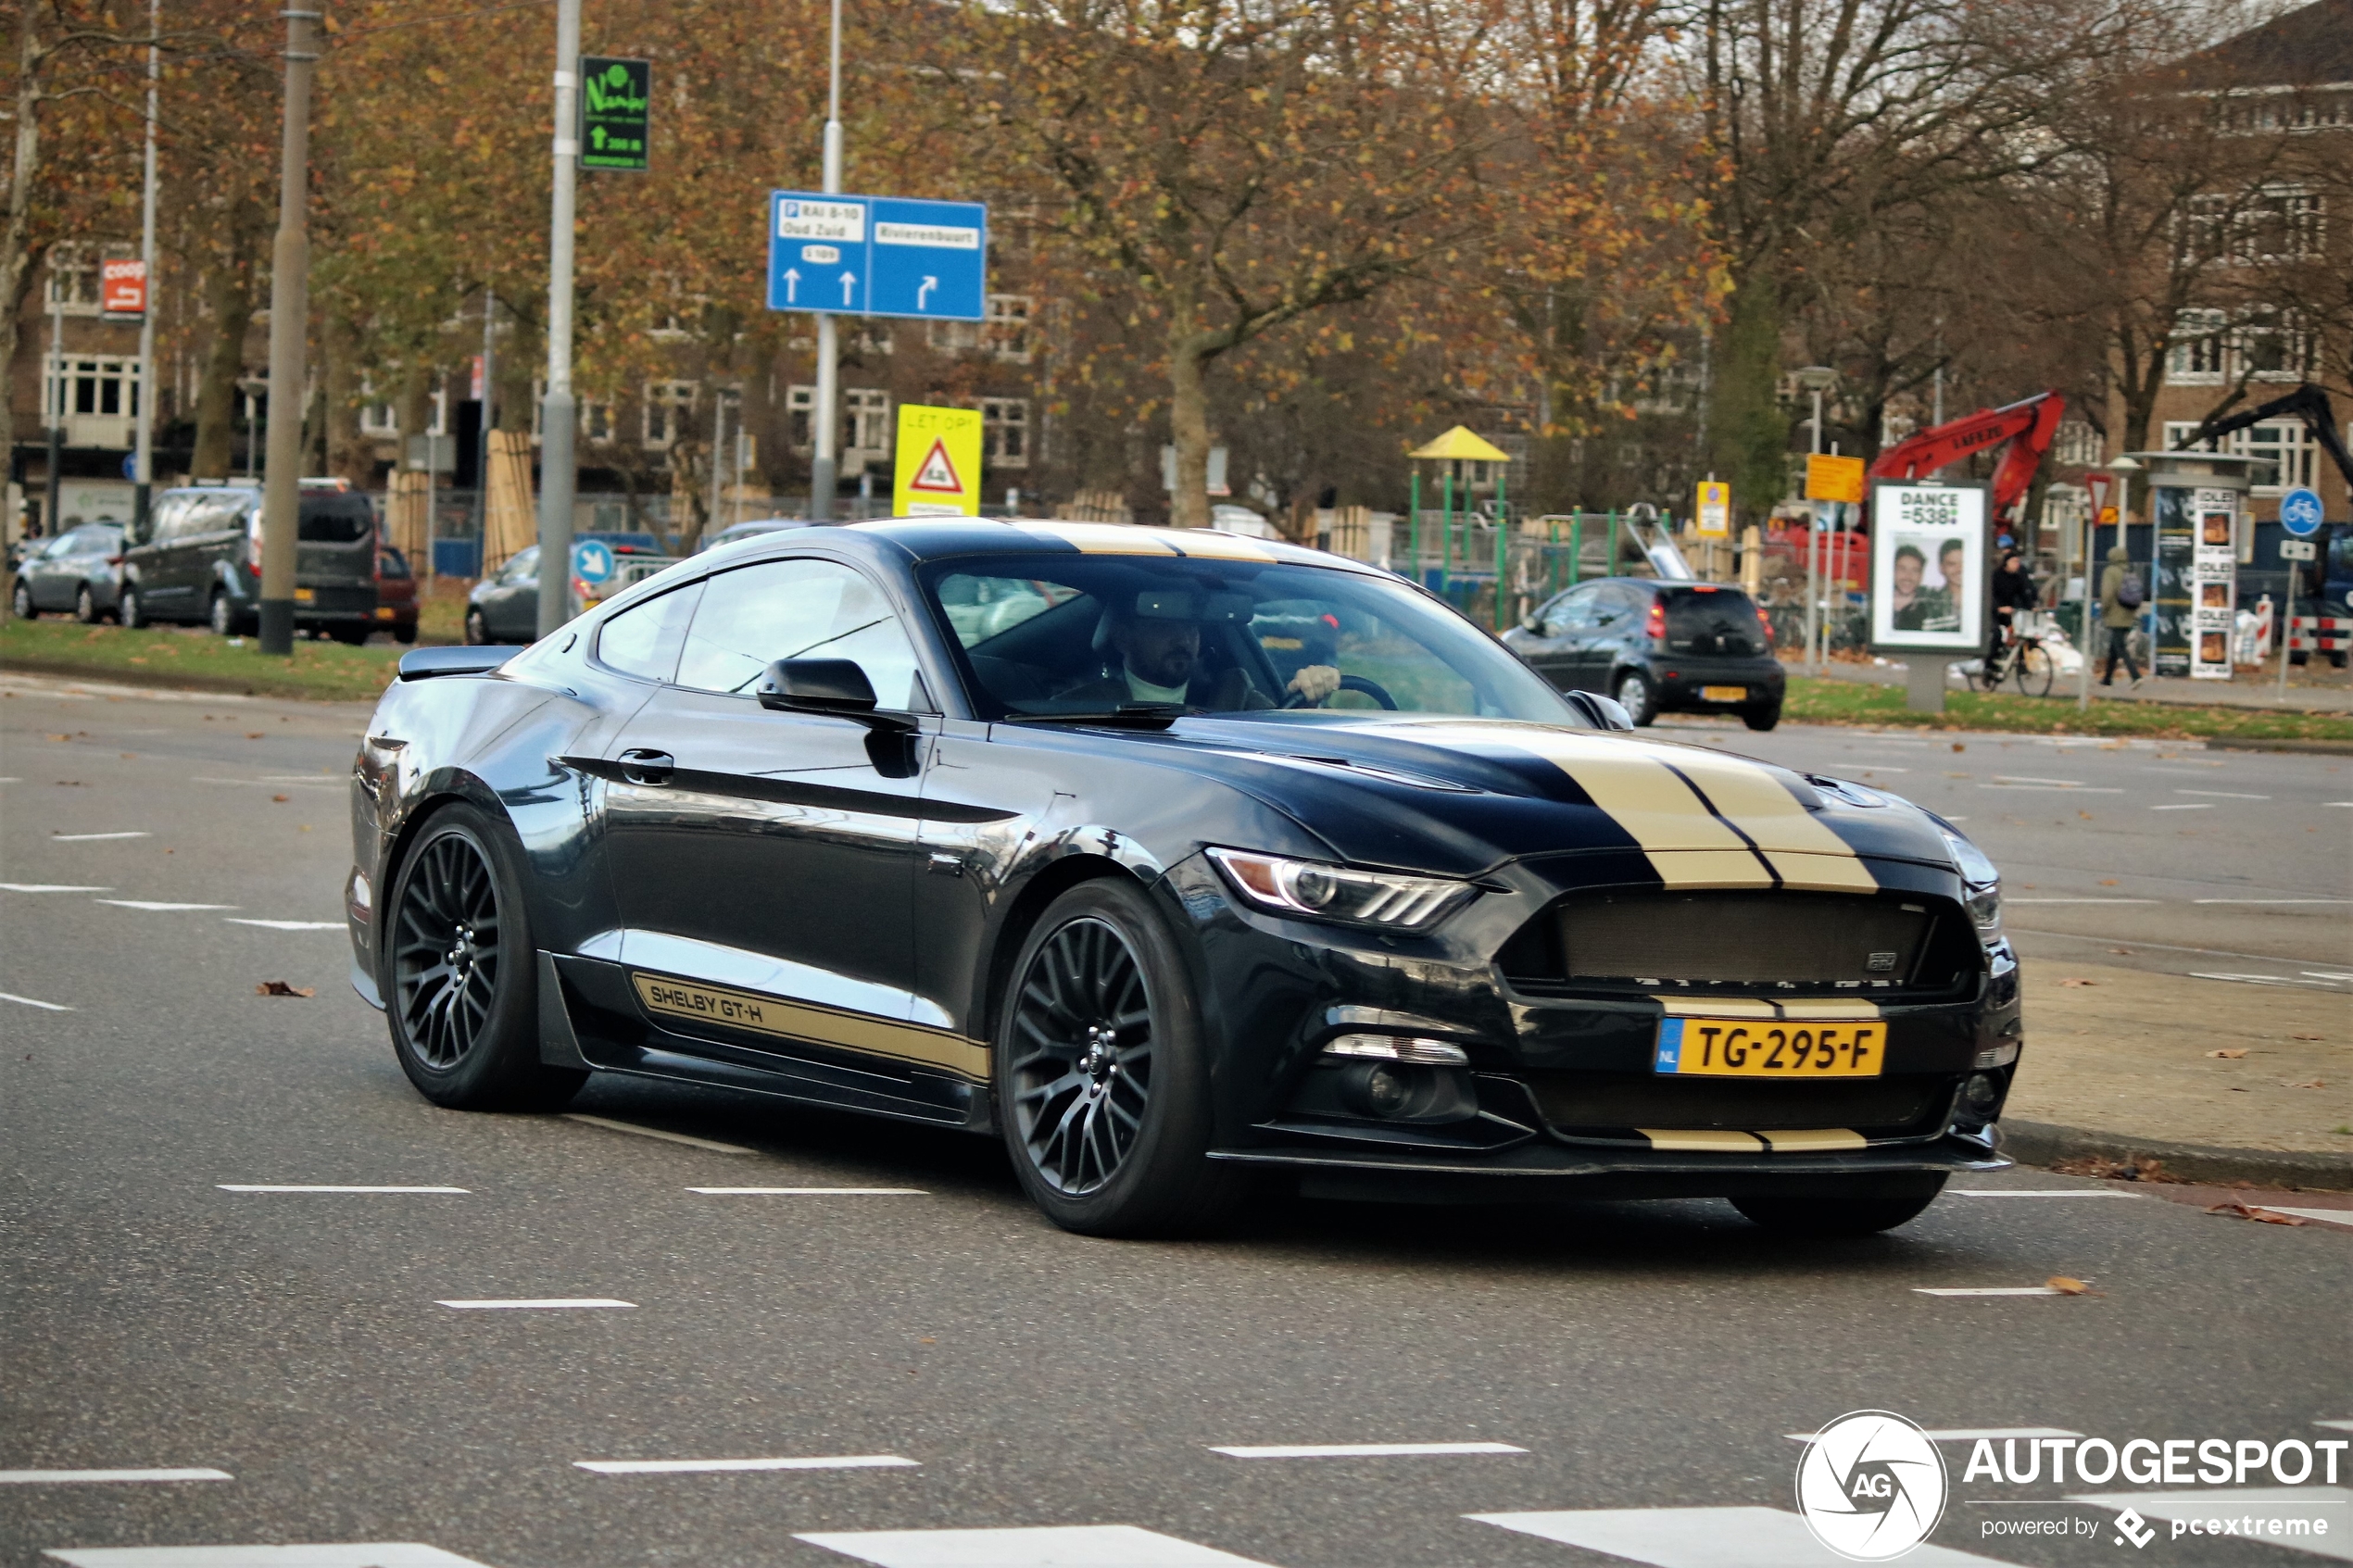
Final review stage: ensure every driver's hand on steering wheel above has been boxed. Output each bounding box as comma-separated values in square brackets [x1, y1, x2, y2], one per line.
[1287, 664, 1341, 703]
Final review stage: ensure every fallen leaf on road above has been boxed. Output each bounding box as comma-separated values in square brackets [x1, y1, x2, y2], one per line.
[47, 734, 71, 742]
[271, 794, 290, 803]
[2045, 1276, 2102, 1296]
[245, 732, 264, 740]
[2205, 1201, 2306, 1226]
[2109, 947, 2133, 956]
[2060, 977, 2097, 987]
[2292, 1033, 2324, 1041]
[2291, 1079, 2325, 1089]
[2207, 1048, 2248, 1059]
[1951, 742, 1966, 752]
[255, 980, 315, 997]
[2099, 878, 2119, 885]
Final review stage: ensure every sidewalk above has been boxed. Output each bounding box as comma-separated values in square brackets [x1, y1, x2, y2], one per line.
[1809, 654, 2353, 715]
[2005, 960, 2351, 1188]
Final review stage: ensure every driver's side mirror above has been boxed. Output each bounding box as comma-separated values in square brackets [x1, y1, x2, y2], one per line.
[1565, 690, 1635, 731]
[1519, 612, 1545, 634]
[758, 657, 878, 714]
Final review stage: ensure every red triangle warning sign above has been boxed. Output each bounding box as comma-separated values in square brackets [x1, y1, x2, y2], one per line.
[907, 437, 963, 495]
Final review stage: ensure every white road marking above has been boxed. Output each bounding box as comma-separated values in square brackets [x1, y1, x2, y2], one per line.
[2069, 1488, 2352, 1561]
[2150, 803, 2215, 811]
[435, 1298, 633, 1310]
[2307, 972, 2353, 982]
[797, 1525, 1279, 1568]
[1, 991, 73, 1011]
[2325, 802, 2353, 809]
[1786, 1426, 2082, 1442]
[2194, 898, 2353, 905]
[0, 883, 112, 892]
[1470, 1506, 2010, 1565]
[1914, 1286, 2067, 1296]
[0, 1469, 232, 1485]
[575, 1455, 918, 1474]
[2318, 1421, 2353, 1433]
[2191, 972, 2345, 989]
[1994, 774, 2090, 786]
[2176, 789, 2270, 799]
[1983, 778, 2122, 793]
[2264, 1209, 2353, 1228]
[2006, 897, 2159, 904]
[45, 1548, 499, 1568]
[95, 900, 236, 912]
[688, 1186, 925, 1196]
[223, 919, 346, 931]
[52, 832, 152, 842]
[219, 1185, 468, 1195]
[1208, 1441, 1526, 1459]
[562, 1113, 753, 1154]
[1951, 1189, 2141, 1198]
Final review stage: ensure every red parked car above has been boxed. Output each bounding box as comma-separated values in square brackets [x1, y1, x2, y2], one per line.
[375, 545, 420, 644]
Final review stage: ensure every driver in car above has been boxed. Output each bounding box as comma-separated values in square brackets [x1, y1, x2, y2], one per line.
[1064, 593, 1342, 712]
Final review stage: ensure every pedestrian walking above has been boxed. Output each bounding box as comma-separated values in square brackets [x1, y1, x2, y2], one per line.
[2098, 544, 2142, 687]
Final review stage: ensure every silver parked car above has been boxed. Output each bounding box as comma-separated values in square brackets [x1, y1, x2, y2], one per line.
[12, 522, 128, 623]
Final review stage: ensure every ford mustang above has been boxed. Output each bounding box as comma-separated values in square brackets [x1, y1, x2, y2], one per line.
[346, 521, 2019, 1236]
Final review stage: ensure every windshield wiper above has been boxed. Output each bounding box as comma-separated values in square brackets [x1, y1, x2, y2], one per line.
[1002, 703, 1182, 729]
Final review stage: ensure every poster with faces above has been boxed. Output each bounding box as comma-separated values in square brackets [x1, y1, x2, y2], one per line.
[2190, 485, 2238, 680]
[1869, 483, 1986, 651]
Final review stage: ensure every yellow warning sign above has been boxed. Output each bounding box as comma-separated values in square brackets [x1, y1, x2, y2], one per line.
[892, 404, 984, 517]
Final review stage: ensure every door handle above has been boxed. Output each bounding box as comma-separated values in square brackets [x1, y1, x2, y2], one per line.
[619, 747, 675, 785]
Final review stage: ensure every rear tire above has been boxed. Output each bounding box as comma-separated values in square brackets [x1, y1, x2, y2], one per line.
[118, 585, 145, 629]
[995, 877, 1245, 1237]
[208, 590, 240, 637]
[384, 801, 585, 1112]
[393, 621, 419, 646]
[2012, 642, 2055, 697]
[464, 608, 488, 646]
[1741, 702, 1781, 732]
[1614, 670, 1657, 726]
[74, 584, 98, 624]
[1732, 1173, 1946, 1236]
[10, 579, 32, 621]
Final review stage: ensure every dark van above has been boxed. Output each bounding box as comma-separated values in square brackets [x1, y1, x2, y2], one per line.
[122, 482, 381, 641]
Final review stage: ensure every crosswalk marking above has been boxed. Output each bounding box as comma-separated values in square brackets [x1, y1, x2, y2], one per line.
[1469, 1506, 2014, 1566]
[2070, 1488, 2353, 1562]
[1209, 1441, 1525, 1459]
[46, 1549, 497, 1568]
[797, 1525, 1279, 1567]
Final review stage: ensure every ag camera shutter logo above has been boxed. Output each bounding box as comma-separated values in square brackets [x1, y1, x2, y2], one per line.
[1796, 1411, 1949, 1560]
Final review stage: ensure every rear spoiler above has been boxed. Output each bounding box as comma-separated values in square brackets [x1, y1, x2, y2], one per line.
[396, 646, 527, 681]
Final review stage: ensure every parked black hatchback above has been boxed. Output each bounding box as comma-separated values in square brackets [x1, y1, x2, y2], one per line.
[122, 482, 380, 640]
[1504, 578, 1786, 730]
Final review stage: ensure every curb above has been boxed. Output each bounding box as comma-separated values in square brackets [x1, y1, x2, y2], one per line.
[2002, 1118, 2353, 1191]
[0, 655, 385, 703]
[2203, 734, 2353, 756]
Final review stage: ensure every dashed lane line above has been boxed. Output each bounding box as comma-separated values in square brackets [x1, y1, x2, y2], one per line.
[1470, 1506, 2012, 1566]
[2150, 803, 2215, 811]
[435, 1298, 634, 1311]
[94, 900, 236, 912]
[688, 1186, 925, 1196]
[0, 1469, 232, 1485]
[576, 1455, 919, 1474]
[563, 1112, 753, 1155]
[2007, 897, 2159, 904]
[2265, 1209, 2353, 1229]
[50, 832, 152, 842]
[2, 991, 73, 1011]
[2177, 789, 2271, 799]
[220, 1185, 468, 1194]
[1951, 1189, 2142, 1198]
[0, 883, 111, 892]
[2195, 898, 2353, 905]
[798, 1525, 1278, 1568]
[1208, 1442, 1527, 1459]
[1915, 1286, 2068, 1297]
[223, 919, 346, 931]
[45, 1548, 497, 1568]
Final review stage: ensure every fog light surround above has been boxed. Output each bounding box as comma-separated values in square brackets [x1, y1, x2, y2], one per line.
[1321, 1033, 1469, 1067]
[1960, 1073, 2002, 1115]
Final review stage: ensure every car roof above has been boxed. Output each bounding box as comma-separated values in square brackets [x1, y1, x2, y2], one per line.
[834, 517, 1377, 574]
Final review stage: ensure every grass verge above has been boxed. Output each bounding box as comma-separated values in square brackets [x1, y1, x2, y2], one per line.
[1780, 675, 2353, 743]
[2, 614, 403, 702]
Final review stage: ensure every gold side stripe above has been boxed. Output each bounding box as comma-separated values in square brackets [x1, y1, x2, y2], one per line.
[1765, 852, 1880, 893]
[1651, 997, 1885, 1021]
[1638, 1128, 1765, 1152]
[631, 972, 989, 1081]
[1761, 1128, 1868, 1152]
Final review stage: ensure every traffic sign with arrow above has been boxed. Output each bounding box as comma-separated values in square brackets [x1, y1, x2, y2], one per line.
[766, 190, 986, 322]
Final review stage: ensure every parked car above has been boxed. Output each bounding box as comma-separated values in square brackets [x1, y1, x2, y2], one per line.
[376, 545, 420, 644]
[1504, 577, 1786, 730]
[464, 546, 541, 644]
[11, 522, 127, 623]
[121, 481, 381, 641]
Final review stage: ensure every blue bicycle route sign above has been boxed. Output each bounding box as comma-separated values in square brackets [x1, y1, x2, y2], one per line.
[572, 538, 616, 585]
[2279, 487, 2324, 537]
[764, 191, 988, 323]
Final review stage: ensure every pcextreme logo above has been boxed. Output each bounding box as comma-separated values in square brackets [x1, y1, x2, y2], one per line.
[1796, 1411, 1949, 1561]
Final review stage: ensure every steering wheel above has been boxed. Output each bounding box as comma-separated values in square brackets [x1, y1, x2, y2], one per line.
[1283, 673, 1398, 710]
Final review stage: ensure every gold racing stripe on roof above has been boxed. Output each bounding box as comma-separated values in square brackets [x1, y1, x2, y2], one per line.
[1169, 531, 1281, 561]
[632, 972, 989, 1081]
[1018, 521, 1181, 557]
[1760, 1128, 1869, 1152]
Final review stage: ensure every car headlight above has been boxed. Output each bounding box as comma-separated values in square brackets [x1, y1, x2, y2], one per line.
[1205, 847, 1473, 931]
[1941, 829, 2002, 944]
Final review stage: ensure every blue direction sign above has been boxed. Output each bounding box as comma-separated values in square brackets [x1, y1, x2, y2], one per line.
[765, 190, 987, 322]
[2279, 486, 2324, 537]
[572, 538, 616, 585]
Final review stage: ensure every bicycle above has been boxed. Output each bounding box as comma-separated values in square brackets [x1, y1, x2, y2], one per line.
[1973, 623, 2056, 696]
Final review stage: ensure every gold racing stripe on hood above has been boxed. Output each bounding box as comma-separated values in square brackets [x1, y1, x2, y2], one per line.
[1639, 1128, 1766, 1152]
[1760, 1128, 1869, 1152]
[1653, 749, 1880, 893]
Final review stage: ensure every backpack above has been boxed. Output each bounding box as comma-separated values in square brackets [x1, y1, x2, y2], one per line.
[2116, 572, 2145, 608]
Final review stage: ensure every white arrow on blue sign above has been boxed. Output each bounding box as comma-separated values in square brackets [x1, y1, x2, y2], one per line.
[572, 538, 616, 584]
[765, 190, 987, 322]
[2279, 486, 2324, 537]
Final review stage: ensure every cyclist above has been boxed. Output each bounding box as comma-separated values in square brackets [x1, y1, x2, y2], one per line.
[1988, 548, 2036, 672]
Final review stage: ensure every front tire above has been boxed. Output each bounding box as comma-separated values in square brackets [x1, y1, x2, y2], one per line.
[75, 583, 98, 623]
[1732, 1173, 1946, 1236]
[996, 877, 1243, 1237]
[118, 585, 145, 629]
[208, 590, 240, 637]
[2012, 642, 2055, 697]
[384, 802, 585, 1111]
[1615, 670, 1657, 726]
[10, 579, 31, 621]
[1742, 701, 1782, 732]
[464, 608, 488, 646]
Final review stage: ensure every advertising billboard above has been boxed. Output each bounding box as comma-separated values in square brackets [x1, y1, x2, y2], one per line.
[1868, 482, 1986, 652]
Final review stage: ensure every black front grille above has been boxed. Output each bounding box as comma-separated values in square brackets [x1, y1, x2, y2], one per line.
[1528, 1072, 1945, 1134]
[1498, 889, 1972, 997]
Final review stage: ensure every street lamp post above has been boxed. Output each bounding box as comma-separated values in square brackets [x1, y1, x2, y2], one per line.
[808, 0, 845, 521]
[1794, 366, 1837, 674]
[257, 6, 321, 659]
[535, 0, 583, 638]
[130, 0, 160, 538]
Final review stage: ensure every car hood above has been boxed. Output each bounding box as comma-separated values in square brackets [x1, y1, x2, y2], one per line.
[1125, 713, 1957, 887]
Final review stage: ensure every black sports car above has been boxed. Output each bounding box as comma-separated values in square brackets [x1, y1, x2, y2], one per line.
[346, 521, 2020, 1237]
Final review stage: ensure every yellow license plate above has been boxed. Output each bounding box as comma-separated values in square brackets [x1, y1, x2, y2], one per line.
[1701, 684, 1746, 702]
[294, 587, 315, 602]
[1655, 1017, 1885, 1077]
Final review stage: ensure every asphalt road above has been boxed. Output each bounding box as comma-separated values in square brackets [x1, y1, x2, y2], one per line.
[4, 673, 2347, 1568]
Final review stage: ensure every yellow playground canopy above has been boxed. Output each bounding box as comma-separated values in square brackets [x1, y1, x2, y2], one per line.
[1407, 426, 1511, 463]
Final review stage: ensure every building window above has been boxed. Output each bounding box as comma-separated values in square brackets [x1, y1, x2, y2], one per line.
[2237, 307, 2317, 381]
[2239, 187, 2323, 262]
[2165, 419, 2316, 496]
[581, 401, 614, 443]
[2166, 310, 2228, 384]
[642, 381, 696, 449]
[983, 295, 1032, 363]
[2053, 420, 2103, 468]
[44, 355, 142, 420]
[846, 388, 891, 458]
[43, 245, 107, 315]
[981, 398, 1029, 469]
[787, 385, 815, 452]
[359, 393, 398, 438]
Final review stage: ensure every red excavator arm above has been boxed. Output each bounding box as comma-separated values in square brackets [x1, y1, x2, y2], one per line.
[1869, 391, 2067, 532]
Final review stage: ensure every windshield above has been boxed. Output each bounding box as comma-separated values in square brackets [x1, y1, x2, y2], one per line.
[920, 554, 1576, 722]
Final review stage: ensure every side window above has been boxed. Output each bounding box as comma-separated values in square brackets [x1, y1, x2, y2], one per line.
[139, 495, 190, 546]
[1590, 585, 1641, 628]
[595, 583, 701, 684]
[1542, 584, 1601, 636]
[675, 558, 924, 709]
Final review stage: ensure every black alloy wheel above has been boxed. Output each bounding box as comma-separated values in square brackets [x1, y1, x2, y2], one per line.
[384, 804, 584, 1110]
[1742, 701, 1782, 732]
[75, 584, 98, 623]
[996, 879, 1243, 1236]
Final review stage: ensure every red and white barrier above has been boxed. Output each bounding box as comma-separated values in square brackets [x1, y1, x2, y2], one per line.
[2288, 616, 2350, 653]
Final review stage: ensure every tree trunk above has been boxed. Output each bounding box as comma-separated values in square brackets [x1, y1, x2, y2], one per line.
[1706, 267, 1791, 517]
[1167, 304, 1214, 530]
[2, 7, 49, 485]
[190, 199, 264, 480]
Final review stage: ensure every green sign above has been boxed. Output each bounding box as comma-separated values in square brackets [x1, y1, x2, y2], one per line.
[579, 56, 650, 172]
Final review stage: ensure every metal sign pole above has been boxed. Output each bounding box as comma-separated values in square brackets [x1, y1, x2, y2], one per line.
[257, 6, 320, 658]
[535, 0, 581, 637]
[130, 0, 160, 537]
[809, 0, 845, 522]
